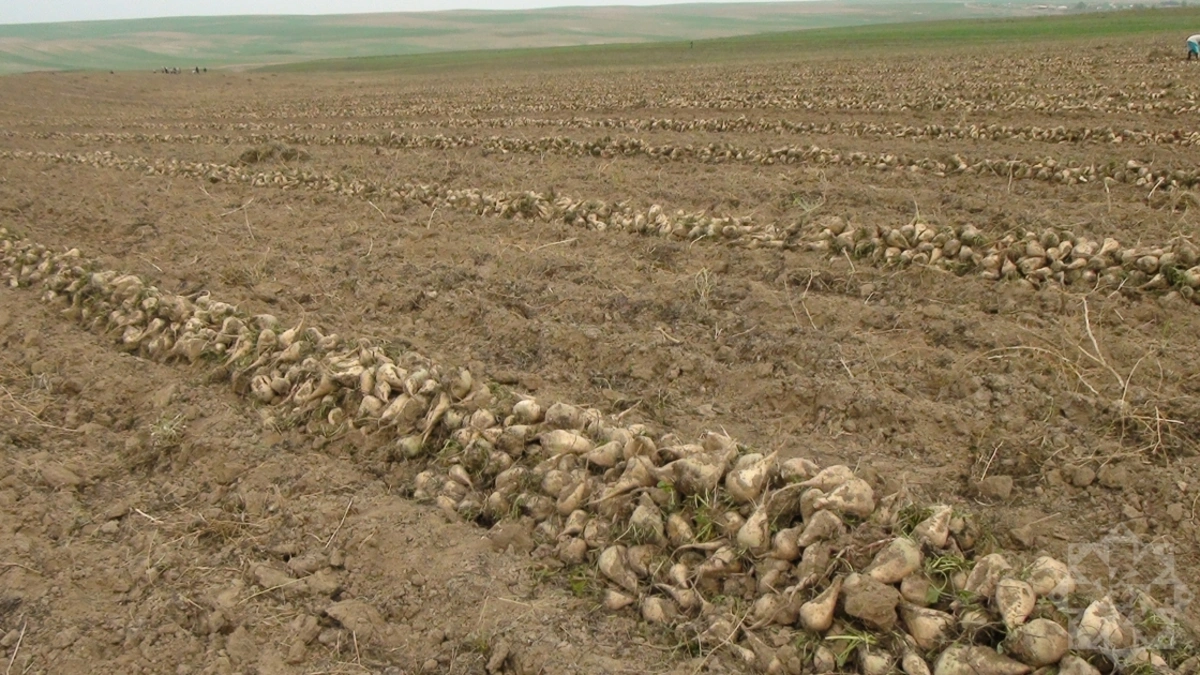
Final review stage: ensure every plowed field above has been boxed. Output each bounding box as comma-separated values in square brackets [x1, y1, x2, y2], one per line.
[1, 31, 1199, 675]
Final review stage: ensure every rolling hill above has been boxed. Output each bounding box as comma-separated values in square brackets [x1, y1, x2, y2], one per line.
[0, 0, 1115, 74]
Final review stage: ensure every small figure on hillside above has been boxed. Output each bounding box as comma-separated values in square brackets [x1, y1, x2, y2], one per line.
[1189, 34, 1200, 60]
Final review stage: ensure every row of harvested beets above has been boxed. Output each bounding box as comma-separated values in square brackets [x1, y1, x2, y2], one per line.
[2, 228, 1193, 675]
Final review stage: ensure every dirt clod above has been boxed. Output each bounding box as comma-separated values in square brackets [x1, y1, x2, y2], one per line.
[842, 573, 901, 631]
[38, 463, 83, 489]
[1070, 466, 1096, 487]
[1097, 464, 1130, 489]
[976, 475, 1014, 501]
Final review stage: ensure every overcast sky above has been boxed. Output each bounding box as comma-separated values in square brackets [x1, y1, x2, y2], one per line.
[4, 0, 779, 25]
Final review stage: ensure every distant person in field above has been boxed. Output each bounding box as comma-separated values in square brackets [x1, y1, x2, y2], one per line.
[1189, 34, 1200, 60]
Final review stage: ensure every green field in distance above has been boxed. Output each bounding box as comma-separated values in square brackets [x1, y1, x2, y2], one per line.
[3, 0, 1191, 75]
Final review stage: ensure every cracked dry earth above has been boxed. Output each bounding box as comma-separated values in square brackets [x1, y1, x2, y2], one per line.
[2, 33, 1200, 675]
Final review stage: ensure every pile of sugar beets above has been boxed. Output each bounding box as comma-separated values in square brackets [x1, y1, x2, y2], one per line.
[8, 149, 1200, 305]
[804, 217, 1200, 298]
[14, 132, 1200, 194]
[26, 118, 1200, 147]
[2, 226, 1197, 675]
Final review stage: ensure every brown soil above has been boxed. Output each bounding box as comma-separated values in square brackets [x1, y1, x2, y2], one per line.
[1, 35, 1199, 674]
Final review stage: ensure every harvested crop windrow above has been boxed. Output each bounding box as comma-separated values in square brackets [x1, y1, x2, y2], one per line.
[120, 74, 1196, 118]
[5, 148, 1200, 305]
[15, 118, 1200, 148]
[10, 76, 1195, 129]
[15, 124, 1200, 160]
[3, 228, 1196, 674]
[7, 141, 1197, 194]
[20, 117, 1200, 148]
[318, 137, 1200, 191]
[170, 66, 1200, 118]
[7, 48, 1195, 128]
